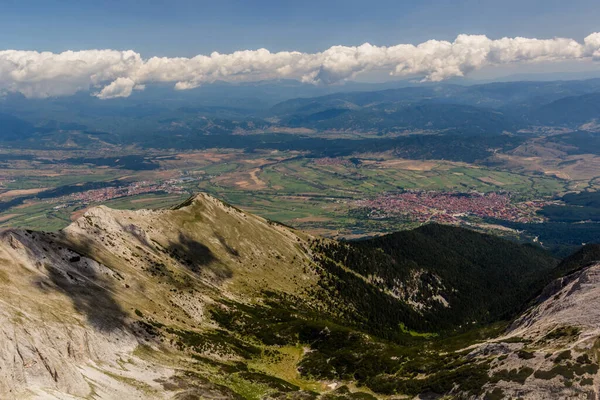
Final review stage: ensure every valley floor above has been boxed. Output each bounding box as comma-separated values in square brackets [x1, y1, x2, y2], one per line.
[1, 138, 594, 251]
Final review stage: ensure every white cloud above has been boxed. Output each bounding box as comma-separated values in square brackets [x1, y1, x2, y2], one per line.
[0, 49, 141, 98]
[96, 77, 136, 99]
[1, 33, 600, 99]
[584, 33, 600, 60]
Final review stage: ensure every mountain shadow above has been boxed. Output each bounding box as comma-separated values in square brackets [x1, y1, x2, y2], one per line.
[167, 233, 232, 281]
[46, 262, 127, 332]
[37, 234, 128, 332]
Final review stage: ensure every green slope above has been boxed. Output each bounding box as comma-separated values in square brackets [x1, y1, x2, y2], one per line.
[310, 224, 558, 336]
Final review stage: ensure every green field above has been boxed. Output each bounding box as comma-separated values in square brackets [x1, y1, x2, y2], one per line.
[0, 193, 190, 232]
[0, 150, 571, 236]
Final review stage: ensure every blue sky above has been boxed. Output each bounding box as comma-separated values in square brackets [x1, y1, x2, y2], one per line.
[2, 0, 599, 56]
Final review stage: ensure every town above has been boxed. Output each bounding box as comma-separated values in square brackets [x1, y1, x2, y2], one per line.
[355, 191, 554, 224]
[52, 178, 191, 209]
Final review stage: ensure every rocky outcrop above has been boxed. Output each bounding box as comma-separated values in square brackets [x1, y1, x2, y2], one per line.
[510, 263, 600, 341]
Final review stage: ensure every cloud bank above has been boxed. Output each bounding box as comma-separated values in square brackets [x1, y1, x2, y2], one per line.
[1, 33, 600, 99]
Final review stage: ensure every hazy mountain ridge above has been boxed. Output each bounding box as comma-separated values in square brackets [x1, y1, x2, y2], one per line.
[3, 78, 600, 146]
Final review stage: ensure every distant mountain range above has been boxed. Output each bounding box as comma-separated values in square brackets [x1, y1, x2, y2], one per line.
[2, 78, 600, 147]
[268, 79, 600, 133]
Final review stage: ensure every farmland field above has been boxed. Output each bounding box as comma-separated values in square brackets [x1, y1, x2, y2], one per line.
[0, 144, 577, 240]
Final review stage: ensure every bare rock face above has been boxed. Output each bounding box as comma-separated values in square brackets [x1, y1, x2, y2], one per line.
[510, 263, 600, 341]
[0, 229, 149, 399]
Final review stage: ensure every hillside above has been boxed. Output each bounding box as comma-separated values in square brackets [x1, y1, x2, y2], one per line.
[311, 224, 557, 334]
[279, 103, 518, 135]
[0, 194, 317, 399]
[530, 93, 600, 126]
[0, 193, 597, 399]
[0, 112, 37, 140]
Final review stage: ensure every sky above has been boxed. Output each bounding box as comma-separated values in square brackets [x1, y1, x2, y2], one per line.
[2, 0, 600, 56]
[1, 0, 600, 98]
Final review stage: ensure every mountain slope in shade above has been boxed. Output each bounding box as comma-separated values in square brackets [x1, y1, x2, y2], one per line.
[0, 193, 597, 399]
[530, 92, 600, 126]
[0, 112, 37, 140]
